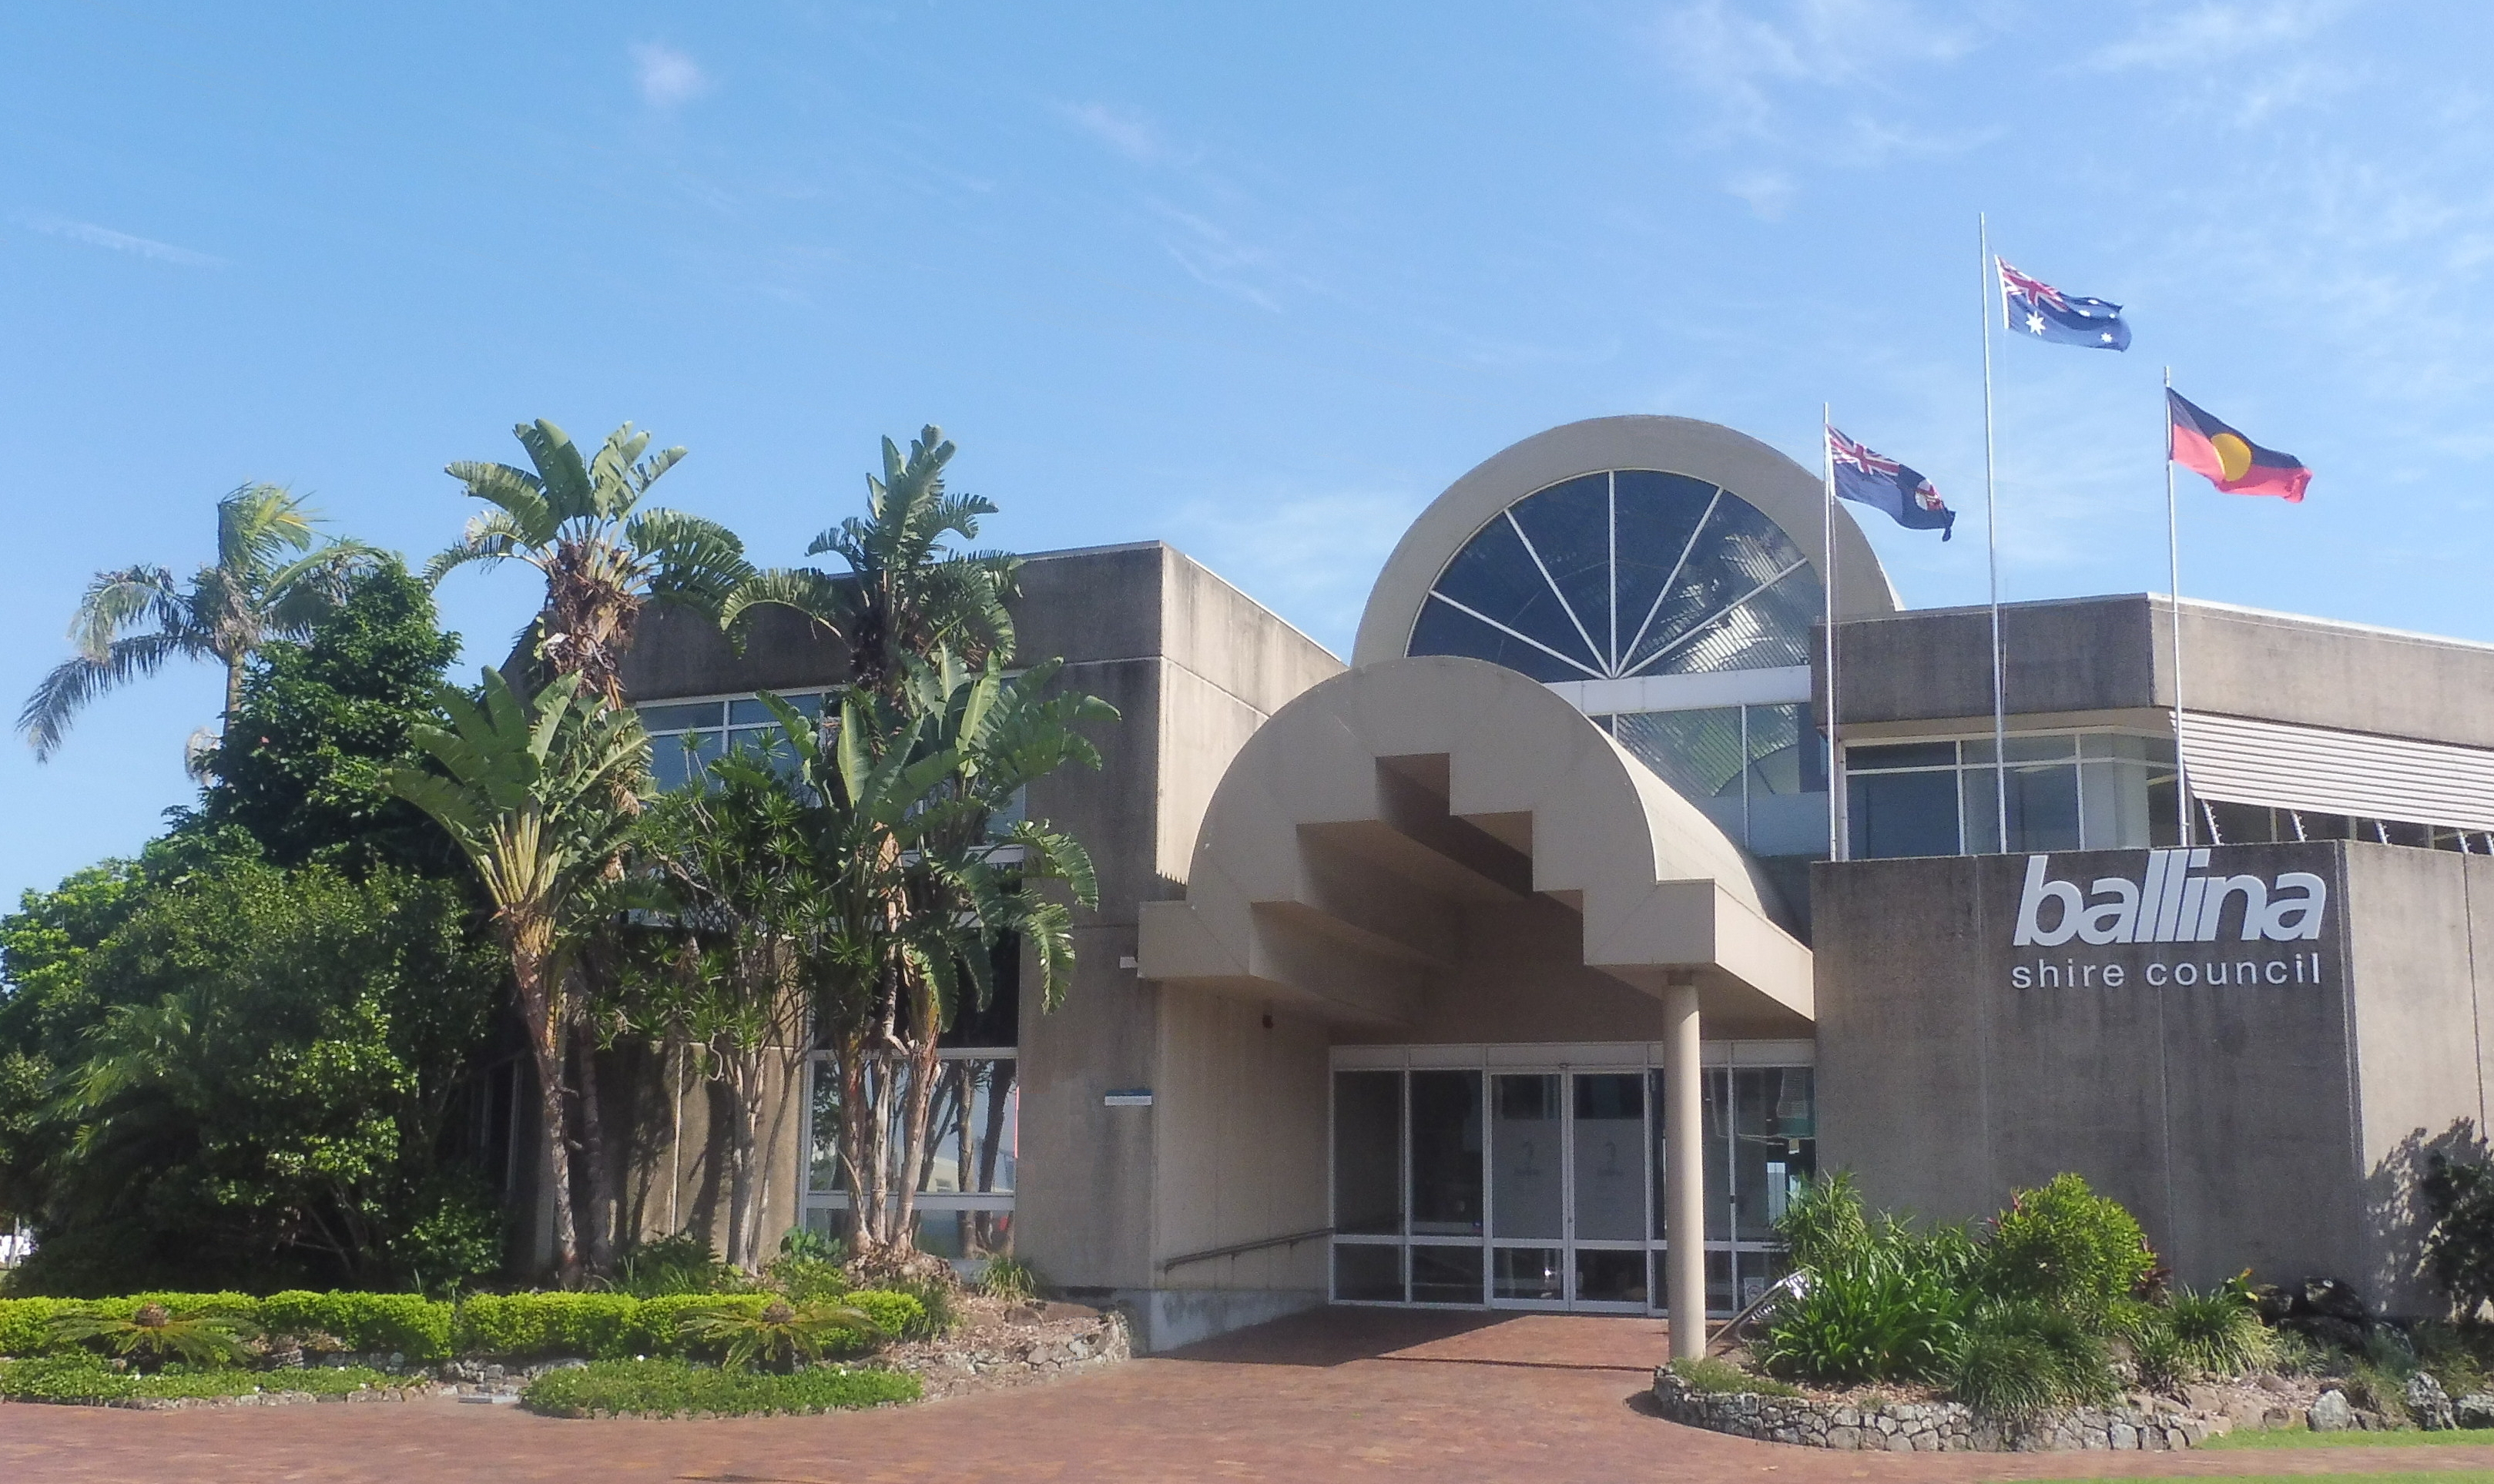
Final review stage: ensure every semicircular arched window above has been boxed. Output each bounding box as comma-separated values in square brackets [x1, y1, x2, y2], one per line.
[1406, 470, 1824, 683]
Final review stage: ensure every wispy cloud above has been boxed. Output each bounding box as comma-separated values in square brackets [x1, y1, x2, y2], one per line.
[1153, 203, 1298, 312]
[1654, 0, 1985, 144]
[1056, 101, 1183, 166]
[2087, 1, 2352, 72]
[632, 43, 710, 109]
[23, 214, 221, 266]
[1724, 169, 1795, 219]
[1170, 487, 1427, 653]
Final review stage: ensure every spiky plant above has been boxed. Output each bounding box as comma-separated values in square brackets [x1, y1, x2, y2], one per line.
[48, 1302, 257, 1372]
[677, 1298, 877, 1373]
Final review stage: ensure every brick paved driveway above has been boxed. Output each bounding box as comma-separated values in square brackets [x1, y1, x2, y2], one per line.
[9, 1307, 2494, 1482]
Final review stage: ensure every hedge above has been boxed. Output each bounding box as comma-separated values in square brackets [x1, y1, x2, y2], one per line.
[0, 1289, 927, 1363]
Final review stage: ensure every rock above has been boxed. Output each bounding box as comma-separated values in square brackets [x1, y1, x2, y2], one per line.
[2298, 1276, 2370, 1322]
[2257, 1373, 2291, 1393]
[2308, 1389, 2355, 1432]
[2456, 1392, 2494, 1429]
[2184, 1383, 2225, 1412]
[2261, 1406, 2296, 1430]
[2407, 1371, 2455, 1430]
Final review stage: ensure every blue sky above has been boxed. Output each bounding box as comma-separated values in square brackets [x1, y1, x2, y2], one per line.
[2, 1, 2483, 904]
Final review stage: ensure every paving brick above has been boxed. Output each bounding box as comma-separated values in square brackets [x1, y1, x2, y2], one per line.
[6, 1308, 2492, 1481]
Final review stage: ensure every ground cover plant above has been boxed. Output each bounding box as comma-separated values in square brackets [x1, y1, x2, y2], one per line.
[0, 1354, 411, 1404]
[0, 1285, 928, 1365]
[2205, 1425, 2494, 1450]
[518, 1356, 920, 1418]
[1746, 1171, 2274, 1420]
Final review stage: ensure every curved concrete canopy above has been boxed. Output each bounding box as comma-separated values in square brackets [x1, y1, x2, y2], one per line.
[1352, 415, 1901, 669]
[1137, 655, 1815, 1030]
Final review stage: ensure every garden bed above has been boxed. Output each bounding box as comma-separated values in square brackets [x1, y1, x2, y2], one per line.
[1651, 1363, 2229, 1452]
[877, 1295, 1128, 1400]
[0, 1357, 430, 1409]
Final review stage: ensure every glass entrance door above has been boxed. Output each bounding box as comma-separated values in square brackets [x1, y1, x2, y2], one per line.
[1488, 1070, 1650, 1311]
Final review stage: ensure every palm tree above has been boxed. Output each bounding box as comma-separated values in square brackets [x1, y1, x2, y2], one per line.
[759, 651, 1110, 1276]
[721, 426, 1019, 697]
[431, 417, 749, 1270]
[429, 419, 751, 709]
[385, 668, 649, 1284]
[19, 484, 371, 762]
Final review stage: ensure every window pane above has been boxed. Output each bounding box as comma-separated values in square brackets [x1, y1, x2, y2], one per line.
[654, 731, 726, 792]
[729, 693, 823, 724]
[1732, 1068, 1815, 1244]
[1650, 1068, 1731, 1244]
[1507, 474, 1615, 668]
[1410, 1070, 1483, 1236]
[810, 1063, 845, 1192]
[1624, 494, 1822, 677]
[1492, 1246, 1564, 1301]
[1964, 734, 2077, 763]
[916, 1210, 1013, 1260]
[1612, 471, 1723, 653]
[1849, 770, 1960, 859]
[1846, 741, 1956, 770]
[1490, 1074, 1564, 1241]
[919, 1060, 1016, 1194]
[1334, 1242, 1404, 1301]
[1420, 497, 1604, 674]
[639, 702, 722, 733]
[1572, 1074, 1645, 1243]
[1333, 1072, 1403, 1237]
[1410, 1244, 1484, 1305]
[1577, 1248, 1648, 1305]
[2009, 763, 2081, 852]
[2080, 759, 2150, 849]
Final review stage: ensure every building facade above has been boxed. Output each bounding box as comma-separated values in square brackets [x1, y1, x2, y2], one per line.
[612, 414, 2494, 1352]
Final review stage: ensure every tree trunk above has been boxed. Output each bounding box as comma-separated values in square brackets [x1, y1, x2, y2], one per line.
[573, 1012, 615, 1275]
[890, 974, 944, 1249]
[508, 932, 580, 1285]
[720, 1041, 758, 1273]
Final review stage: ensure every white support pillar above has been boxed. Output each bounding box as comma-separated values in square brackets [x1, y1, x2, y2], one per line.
[1663, 976, 1705, 1361]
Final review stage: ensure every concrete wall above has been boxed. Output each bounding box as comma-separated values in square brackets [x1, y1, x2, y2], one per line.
[1821, 595, 2494, 748]
[1817, 840, 2494, 1313]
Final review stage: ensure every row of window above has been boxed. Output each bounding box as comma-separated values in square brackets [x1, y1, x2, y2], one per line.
[1845, 733, 2180, 859]
[1594, 704, 1828, 860]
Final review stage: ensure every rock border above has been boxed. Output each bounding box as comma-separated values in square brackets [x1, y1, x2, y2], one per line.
[1651, 1368, 2228, 1452]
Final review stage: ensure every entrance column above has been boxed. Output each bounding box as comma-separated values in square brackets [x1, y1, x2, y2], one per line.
[1663, 975, 1705, 1360]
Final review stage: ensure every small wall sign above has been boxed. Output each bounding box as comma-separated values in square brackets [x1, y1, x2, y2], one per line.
[1102, 1087, 1154, 1107]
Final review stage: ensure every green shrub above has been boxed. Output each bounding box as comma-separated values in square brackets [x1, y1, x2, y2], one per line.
[520, 1357, 920, 1418]
[778, 1228, 843, 1264]
[1949, 1304, 2117, 1417]
[256, 1291, 452, 1360]
[766, 1255, 851, 1305]
[1778, 1171, 1877, 1271]
[1980, 1174, 2157, 1322]
[1668, 1356, 1801, 1397]
[1757, 1259, 1969, 1384]
[0, 1299, 84, 1357]
[611, 1234, 748, 1298]
[846, 1289, 929, 1342]
[453, 1293, 641, 1359]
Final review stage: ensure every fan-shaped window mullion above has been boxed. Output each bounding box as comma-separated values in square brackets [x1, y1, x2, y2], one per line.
[1626, 560, 1811, 676]
[1619, 487, 1721, 670]
[1502, 510, 1606, 678]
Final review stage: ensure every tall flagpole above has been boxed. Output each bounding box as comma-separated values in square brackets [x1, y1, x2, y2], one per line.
[2164, 366, 2192, 847]
[1823, 405, 1845, 862]
[1979, 215, 2009, 852]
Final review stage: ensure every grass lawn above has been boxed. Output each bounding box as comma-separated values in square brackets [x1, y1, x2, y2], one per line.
[2207, 1425, 2494, 1450]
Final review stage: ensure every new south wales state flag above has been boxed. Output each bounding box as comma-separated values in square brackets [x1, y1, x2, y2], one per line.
[2167, 390, 2312, 503]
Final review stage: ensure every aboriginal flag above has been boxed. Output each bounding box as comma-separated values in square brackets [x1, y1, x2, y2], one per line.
[2167, 390, 2311, 502]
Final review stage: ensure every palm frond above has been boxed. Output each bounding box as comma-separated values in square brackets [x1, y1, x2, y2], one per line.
[626, 508, 753, 614]
[18, 633, 199, 760]
[214, 482, 320, 575]
[514, 420, 597, 523]
[65, 567, 189, 661]
[444, 459, 559, 547]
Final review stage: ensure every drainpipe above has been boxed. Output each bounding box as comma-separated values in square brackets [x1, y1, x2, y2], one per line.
[1663, 973, 1705, 1361]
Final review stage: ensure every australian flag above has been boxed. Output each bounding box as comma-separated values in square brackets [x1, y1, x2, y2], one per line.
[1829, 427, 1954, 540]
[1998, 259, 2131, 350]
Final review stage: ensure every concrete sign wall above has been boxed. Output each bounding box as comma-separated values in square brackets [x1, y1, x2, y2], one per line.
[1815, 841, 2494, 1312]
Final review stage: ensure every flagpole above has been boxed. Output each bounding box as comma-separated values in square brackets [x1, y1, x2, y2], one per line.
[1980, 214, 2008, 853]
[1823, 404, 1845, 862]
[2164, 366, 2192, 846]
